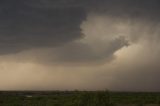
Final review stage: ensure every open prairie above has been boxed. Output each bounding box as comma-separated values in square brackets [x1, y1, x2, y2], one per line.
[0, 91, 160, 106]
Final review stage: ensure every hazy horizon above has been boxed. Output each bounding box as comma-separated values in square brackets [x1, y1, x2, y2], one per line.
[0, 0, 160, 91]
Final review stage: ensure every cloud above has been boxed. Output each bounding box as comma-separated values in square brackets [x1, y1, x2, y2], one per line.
[37, 36, 129, 64]
[0, 36, 129, 65]
[0, 0, 86, 54]
[0, 0, 159, 55]
[0, 0, 160, 91]
[108, 42, 160, 91]
[89, 0, 160, 18]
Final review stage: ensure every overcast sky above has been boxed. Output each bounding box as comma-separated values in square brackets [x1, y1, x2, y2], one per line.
[0, 0, 160, 91]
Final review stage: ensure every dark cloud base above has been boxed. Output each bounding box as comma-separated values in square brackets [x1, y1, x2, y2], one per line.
[0, 0, 160, 91]
[0, 0, 86, 54]
[0, 0, 160, 54]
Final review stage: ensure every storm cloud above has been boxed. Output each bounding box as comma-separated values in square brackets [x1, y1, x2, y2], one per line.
[0, 0, 160, 91]
[0, 0, 160, 56]
[0, 0, 86, 54]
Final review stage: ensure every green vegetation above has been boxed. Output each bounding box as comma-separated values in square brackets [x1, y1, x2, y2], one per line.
[0, 91, 160, 106]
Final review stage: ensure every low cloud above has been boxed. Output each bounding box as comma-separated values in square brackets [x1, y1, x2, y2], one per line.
[0, 0, 86, 54]
[0, 0, 160, 91]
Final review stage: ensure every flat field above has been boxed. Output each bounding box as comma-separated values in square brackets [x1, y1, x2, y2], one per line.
[0, 91, 160, 106]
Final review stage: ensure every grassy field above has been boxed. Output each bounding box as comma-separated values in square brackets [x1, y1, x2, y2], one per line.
[0, 91, 160, 106]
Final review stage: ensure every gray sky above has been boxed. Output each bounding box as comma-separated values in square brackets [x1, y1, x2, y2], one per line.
[0, 0, 160, 91]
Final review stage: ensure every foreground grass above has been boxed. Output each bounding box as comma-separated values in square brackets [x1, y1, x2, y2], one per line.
[0, 91, 160, 106]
